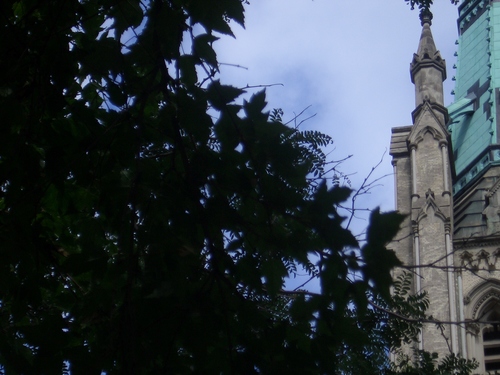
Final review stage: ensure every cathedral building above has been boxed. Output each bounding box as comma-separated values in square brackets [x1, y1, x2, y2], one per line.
[390, 1, 500, 372]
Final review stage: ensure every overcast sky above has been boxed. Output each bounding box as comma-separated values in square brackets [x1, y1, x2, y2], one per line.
[214, 0, 459, 229]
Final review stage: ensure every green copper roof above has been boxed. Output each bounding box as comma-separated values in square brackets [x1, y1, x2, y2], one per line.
[449, 0, 500, 195]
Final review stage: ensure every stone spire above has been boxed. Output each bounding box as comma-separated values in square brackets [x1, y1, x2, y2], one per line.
[410, 10, 447, 110]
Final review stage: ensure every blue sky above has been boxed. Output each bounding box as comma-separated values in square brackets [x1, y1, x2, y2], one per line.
[214, 0, 459, 227]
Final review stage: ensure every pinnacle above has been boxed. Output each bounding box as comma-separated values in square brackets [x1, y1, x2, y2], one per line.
[410, 9, 446, 109]
[417, 16, 438, 58]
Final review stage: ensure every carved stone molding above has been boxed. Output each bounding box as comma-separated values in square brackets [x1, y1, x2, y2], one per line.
[472, 290, 500, 320]
[425, 188, 435, 200]
[458, 248, 500, 271]
[460, 251, 474, 267]
[453, 238, 500, 250]
[415, 188, 448, 223]
[466, 322, 480, 335]
[410, 125, 445, 146]
[444, 222, 451, 234]
[412, 221, 419, 236]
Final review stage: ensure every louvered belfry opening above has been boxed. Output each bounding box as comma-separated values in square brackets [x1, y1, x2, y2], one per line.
[483, 311, 500, 372]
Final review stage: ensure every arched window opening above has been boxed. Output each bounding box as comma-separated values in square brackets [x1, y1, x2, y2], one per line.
[465, 282, 500, 373]
[483, 310, 500, 372]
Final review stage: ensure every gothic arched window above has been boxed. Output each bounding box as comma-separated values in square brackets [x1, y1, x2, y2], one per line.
[464, 280, 500, 373]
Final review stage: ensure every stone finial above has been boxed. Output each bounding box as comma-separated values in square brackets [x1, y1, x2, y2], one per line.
[425, 188, 435, 200]
[420, 9, 433, 26]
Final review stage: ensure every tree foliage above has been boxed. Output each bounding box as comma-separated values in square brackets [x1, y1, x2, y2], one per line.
[385, 273, 478, 375]
[0, 0, 475, 374]
[404, 0, 459, 14]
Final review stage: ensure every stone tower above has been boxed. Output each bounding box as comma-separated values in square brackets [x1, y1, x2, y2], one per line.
[390, 1, 500, 373]
[390, 10, 458, 357]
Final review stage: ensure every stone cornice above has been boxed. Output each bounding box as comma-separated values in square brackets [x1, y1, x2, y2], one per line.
[453, 236, 500, 250]
[458, 0, 489, 35]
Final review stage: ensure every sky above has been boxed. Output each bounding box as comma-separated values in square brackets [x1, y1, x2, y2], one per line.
[213, 0, 460, 230]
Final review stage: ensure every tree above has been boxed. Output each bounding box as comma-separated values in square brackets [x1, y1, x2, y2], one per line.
[0, 0, 475, 374]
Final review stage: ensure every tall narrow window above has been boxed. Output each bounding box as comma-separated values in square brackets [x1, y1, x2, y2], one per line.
[483, 311, 500, 372]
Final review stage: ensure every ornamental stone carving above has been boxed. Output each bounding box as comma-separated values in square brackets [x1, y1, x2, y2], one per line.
[465, 322, 480, 335]
[460, 251, 474, 268]
[458, 249, 500, 271]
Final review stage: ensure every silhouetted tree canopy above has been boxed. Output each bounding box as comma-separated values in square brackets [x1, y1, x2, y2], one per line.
[0, 0, 476, 374]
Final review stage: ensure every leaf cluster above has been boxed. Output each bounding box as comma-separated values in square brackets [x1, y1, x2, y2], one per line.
[404, 0, 459, 15]
[382, 273, 477, 375]
[390, 351, 478, 375]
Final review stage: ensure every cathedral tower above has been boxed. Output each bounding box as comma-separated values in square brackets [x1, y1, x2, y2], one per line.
[391, 1, 500, 373]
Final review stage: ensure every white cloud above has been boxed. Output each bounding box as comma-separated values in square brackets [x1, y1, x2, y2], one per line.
[216, 0, 460, 215]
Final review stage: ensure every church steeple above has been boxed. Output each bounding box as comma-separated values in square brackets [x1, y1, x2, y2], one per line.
[410, 10, 447, 110]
